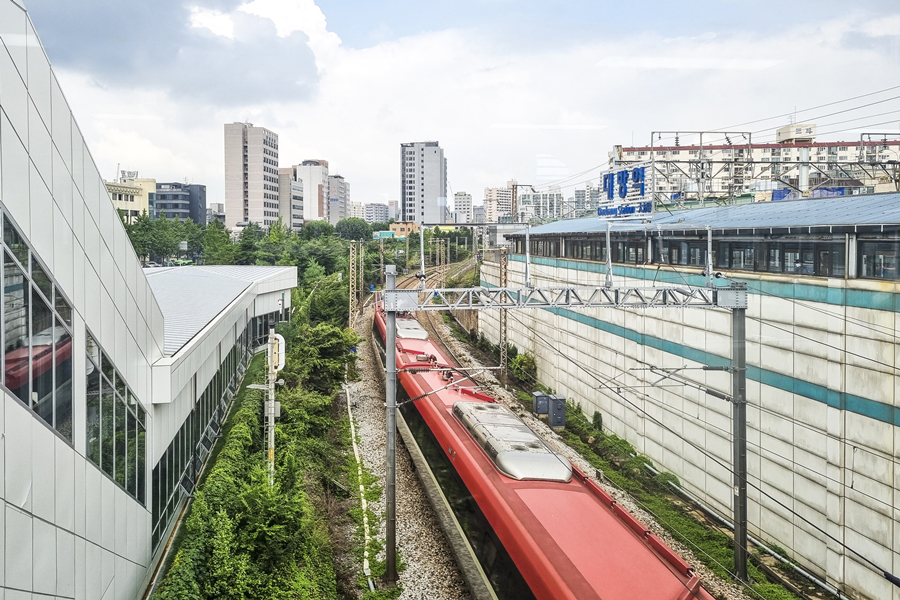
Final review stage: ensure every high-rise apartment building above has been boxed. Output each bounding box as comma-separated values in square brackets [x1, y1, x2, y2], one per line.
[294, 160, 329, 221]
[224, 122, 280, 229]
[278, 167, 304, 231]
[453, 192, 472, 223]
[400, 141, 447, 224]
[349, 202, 366, 220]
[364, 202, 389, 224]
[327, 174, 349, 225]
[483, 183, 514, 223]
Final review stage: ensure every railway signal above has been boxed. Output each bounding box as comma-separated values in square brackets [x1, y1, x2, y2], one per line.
[382, 267, 751, 583]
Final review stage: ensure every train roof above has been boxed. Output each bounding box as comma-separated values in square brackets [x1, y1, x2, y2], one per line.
[510, 191, 900, 237]
[453, 401, 572, 482]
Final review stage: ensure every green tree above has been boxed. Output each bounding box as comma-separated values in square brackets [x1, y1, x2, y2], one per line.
[235, 223, 264, 265]
[128, 211, 154, 261]
[335, 217, 372, 241]
[202, 220, 236, 265]
[300, 220, 335, 240]
[370, 221, 390, 232]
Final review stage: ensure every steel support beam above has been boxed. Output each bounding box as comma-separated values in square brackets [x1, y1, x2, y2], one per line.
[384, 266, 398, 585]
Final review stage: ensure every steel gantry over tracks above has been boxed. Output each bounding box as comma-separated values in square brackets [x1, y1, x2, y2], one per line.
[379, 266, 752, 587]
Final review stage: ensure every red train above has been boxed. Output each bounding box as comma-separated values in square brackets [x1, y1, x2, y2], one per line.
[375, 301, 715, 600]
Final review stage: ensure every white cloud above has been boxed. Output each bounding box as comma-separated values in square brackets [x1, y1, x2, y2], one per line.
[595, 56, 782, 70]
[189, 6, 235, 39]
[55, 5, 900, 211]
[238, 0, 342, 71]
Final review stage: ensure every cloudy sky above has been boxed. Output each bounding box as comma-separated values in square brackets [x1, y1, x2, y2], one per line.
[24, 0, 900, 208]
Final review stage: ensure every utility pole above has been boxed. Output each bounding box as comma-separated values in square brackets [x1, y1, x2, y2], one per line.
[732, 297, 748, 581]
[384, 265, 398, 585]
[349, 241, 358, 323]
[249, 326, 284, 488]
[499, 247, 508, 380]
[510, 181, 518, 222]
[359, 240, 365, 306]
[420, 223, 426, 289]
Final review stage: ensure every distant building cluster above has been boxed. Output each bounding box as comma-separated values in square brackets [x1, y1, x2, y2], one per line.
[105, 172, 208, 226]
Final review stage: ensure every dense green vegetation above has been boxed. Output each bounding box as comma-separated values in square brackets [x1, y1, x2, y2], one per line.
[152, 251, 365, 597]
[124, 214, 474, 279]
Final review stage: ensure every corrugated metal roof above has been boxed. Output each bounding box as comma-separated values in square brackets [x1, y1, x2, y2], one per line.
[520, 192, 900, 237]
[145, 266, 294, 356]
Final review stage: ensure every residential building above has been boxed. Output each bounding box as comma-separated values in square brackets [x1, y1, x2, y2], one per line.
[224, 122, 280, 229]
[389, 221, 419, 238]
[294, 159, 329, 222]
[400, 141, 447, 224]
[155, 182, 206, 225]
[453, 191, 472, 223]
[483, 182, 514, 223]
[610, 123, 900, 204]
[105, 180, 145, 224]
[364, 202, 389, 224]
[207, 202, 226, 224]
[517, 187, 564, 223]
[277, 167, 304, 231]
[327, 174, 349, 225]
[349, 201, 366, 220]
[0, 8, 297, 600]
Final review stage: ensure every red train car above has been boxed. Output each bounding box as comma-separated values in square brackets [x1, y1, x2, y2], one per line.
[375, 302, 715, 600]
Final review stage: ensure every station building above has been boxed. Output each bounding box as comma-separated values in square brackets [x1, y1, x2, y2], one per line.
[480, 193, 900, 600]
[0, 3, 297, 598]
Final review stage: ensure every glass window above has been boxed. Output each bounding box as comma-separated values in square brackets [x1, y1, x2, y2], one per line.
[86, 366, 101, 464]
[860, 242, 900, 280]
[54, 318, 73, 441]
[3, 215, 28, 265]
[4, 251, 30, 404]
[101, 377, 115, 478]
[55, 293, 72, 327]
[137, 420, 146, 504]
[115, 393, 127, 486]
[31, 286, 54, 424]
[31, 256, 52, 300]
[126, 408, 137, 497]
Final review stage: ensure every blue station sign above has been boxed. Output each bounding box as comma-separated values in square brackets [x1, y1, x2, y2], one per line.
[597, 163, 654, 220]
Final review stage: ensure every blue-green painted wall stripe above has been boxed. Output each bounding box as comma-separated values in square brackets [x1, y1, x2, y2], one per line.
[509, 254, 900, 313]
[480, 279, 900, 427]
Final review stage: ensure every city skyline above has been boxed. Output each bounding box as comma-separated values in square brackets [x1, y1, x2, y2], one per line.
[24, 0, 900, 212]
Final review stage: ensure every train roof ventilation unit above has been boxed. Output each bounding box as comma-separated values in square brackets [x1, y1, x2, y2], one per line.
[396, 319, 429, 340]
[452, 401, 573, 482]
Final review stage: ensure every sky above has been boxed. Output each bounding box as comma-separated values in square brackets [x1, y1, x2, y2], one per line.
[23, 0, 900, 210]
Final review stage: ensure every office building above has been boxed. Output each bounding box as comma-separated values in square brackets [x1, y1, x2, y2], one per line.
[293, 159, 329, 222]
[0, 7, 297, 598]
[400, 141, 447, 224]
[364, 202, 389, 224]
[388, 200, 398, 221]
[206, 202, 226, 224]
[473, 205, 485, 223]
[105, 180, 145, 224]
[327, 174, 349, 225]
[277, 167, 304, 231]
[453, 192, 472, 223]
[155, 182, 206, 225]
[224, 122, 280, 229]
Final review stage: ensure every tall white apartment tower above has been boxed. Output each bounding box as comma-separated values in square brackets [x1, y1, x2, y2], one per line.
[453, 191, 473, 223]
[483, 182, 514, 223]
[327, 174, 350, 225]
[401, 141, 447, 224]
[224, 122, 280, 229]
[294, 159, 330, 221]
